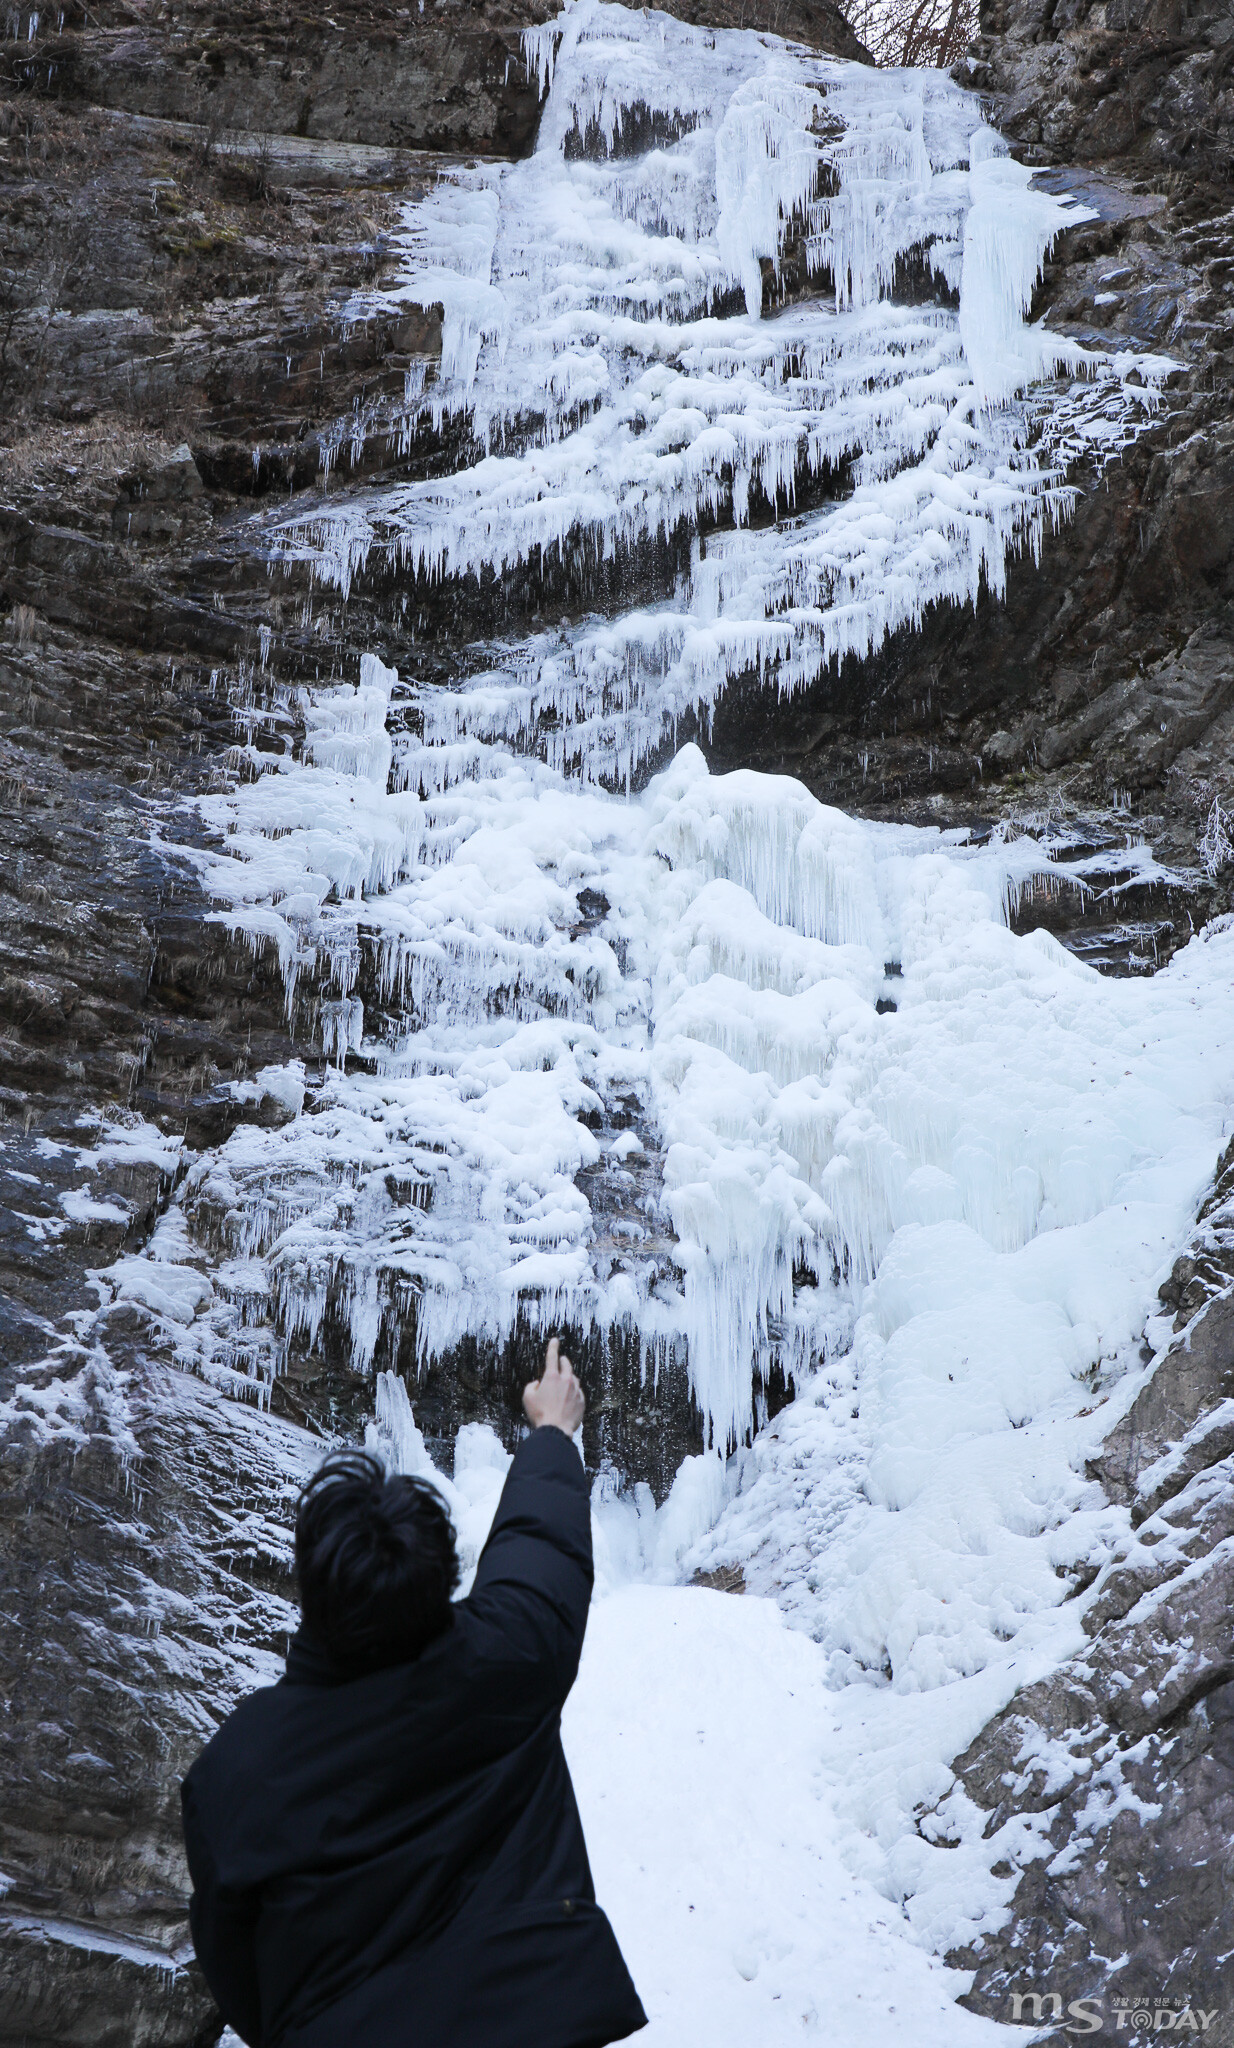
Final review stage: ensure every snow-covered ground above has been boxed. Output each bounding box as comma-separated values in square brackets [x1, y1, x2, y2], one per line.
[569, 1584, 1008, 2046]
[90, 2, 1233, 2031]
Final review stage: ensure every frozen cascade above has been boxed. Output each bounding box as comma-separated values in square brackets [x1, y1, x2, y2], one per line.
[111, 0, 1234, 1981]
[268, 2, 1168, 791]
[167, 0, 1185, 1444]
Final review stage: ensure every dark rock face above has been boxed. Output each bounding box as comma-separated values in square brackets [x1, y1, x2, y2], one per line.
[6, 0, 556, 158]
[972, 0, 1234, 188]
[0, 1350, 311, 2047]
[948, 1152, 1234, 2040]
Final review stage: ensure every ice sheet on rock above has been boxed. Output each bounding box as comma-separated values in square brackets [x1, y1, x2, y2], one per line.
[0, 1340, 142, 1459]
[172, 689, 1234, 1508]
[108, 1211, 214, 1329]
[192, 660, 422, 1010]
[173, 722, 671, 1400]
[384, 178, 506, 396]
[268, 1, 1160, 796]
[682, 889, 1234, 1647]
[959, 135, 1093, 406]
[675, 906, 1234, 1951]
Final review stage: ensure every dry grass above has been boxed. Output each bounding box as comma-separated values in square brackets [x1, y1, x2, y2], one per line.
[8, 601, 41, 643]
[0, 415, 195, 489]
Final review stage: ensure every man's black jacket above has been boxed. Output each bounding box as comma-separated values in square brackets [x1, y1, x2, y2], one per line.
[181, 1425, 647, 2048]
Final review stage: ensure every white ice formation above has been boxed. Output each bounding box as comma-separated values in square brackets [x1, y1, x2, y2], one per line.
[89, 0, 1234, 1969]
[107, 0, 1226, 1687]
[267, 6, 1167, 796]
[156, 0, 1176, 1431]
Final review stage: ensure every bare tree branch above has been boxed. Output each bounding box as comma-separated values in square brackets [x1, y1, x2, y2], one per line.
[840, 0, 978, 69]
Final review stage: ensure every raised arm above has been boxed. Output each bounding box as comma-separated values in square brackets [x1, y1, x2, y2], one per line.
[464, 1340, 592, 1705]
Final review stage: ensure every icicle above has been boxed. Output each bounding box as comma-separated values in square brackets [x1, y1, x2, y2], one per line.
[958, 128, 1095, 406]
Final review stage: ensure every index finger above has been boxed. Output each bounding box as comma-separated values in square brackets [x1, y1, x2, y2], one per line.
[544, 1335, 561, 1376]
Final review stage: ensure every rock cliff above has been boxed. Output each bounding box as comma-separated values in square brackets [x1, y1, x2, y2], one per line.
[915, 0, 1234, 2034]
[949, 1150, 1234, 2036]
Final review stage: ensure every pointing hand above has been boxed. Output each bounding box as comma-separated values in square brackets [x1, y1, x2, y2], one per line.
[523, 1337, 585, 1436]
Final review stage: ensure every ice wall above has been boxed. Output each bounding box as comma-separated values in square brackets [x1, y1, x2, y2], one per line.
[131, 1, 1203, 1493]
[88, 7, 1234, 1980]
[159, 712, 1234, 1480]
[268, 2, 1165, 795]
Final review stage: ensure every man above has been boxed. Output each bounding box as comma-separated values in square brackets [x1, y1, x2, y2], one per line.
[181, 1339, 647, 2048]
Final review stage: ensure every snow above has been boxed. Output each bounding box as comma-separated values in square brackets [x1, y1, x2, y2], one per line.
[180, 736, 1234, 1479]
[110, 1213, 214, 1327]
[60, 1188, 132, 1226]
[564, 1584, 1009, 2046]
[209, 1558, 1011, 2048]
[96, 0, 1233, 2027]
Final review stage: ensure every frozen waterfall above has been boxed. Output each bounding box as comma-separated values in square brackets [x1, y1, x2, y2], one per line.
[100, 0, 1234, 2002]
[152, 0, 1180, 1444]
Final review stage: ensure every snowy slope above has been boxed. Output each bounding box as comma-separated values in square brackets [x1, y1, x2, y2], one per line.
[111, 0, 1234, 2016]
[564, 1584, 1005, 2046]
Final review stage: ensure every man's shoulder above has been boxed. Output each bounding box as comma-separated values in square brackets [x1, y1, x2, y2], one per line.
[190, 1623, 482, 1788]
[185, 1670, 297, 1798]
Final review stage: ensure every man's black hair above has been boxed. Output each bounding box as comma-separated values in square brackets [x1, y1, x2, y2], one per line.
[294, 1450, 460, 1674]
